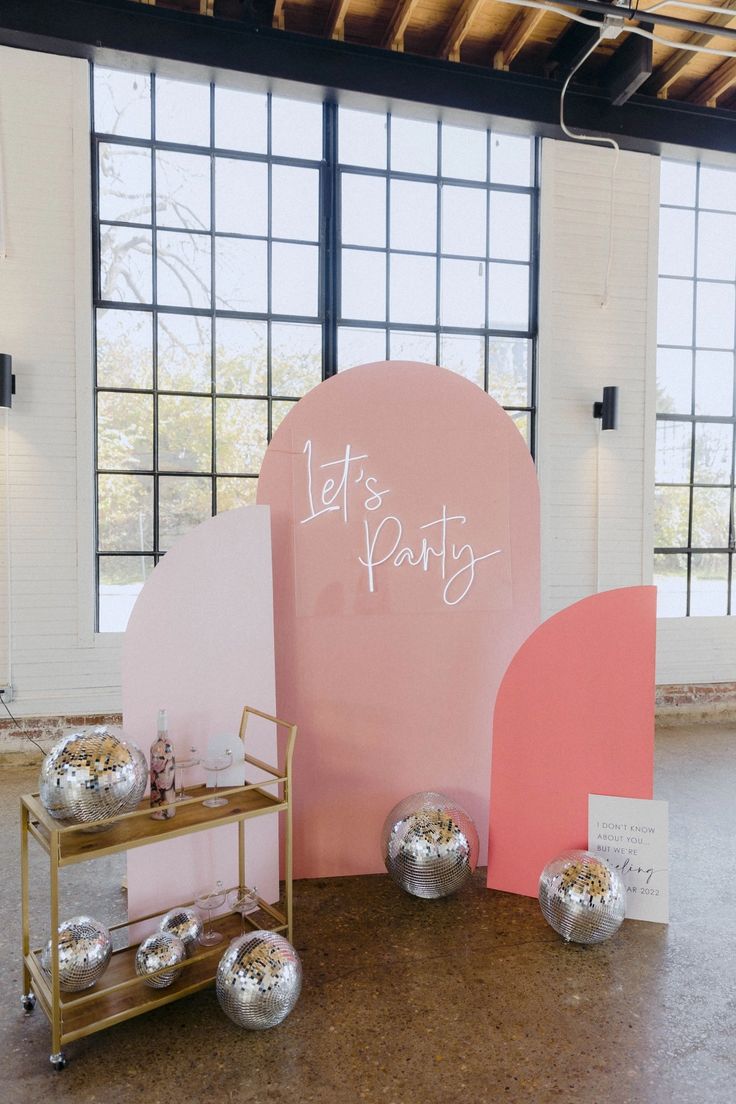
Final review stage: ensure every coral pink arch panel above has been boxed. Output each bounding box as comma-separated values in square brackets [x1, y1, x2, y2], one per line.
[488, 586, 656, 898]
[257, 361, 540, 879]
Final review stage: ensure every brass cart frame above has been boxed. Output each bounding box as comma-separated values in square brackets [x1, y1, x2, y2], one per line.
[20, 706, 296, 1070]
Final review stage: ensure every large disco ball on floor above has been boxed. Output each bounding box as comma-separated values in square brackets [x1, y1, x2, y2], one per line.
[381, 791, 479, 899]
[39, 727, 147, 827]
[216, 931, 302, 1029]
[135, 932, 187, 989]
[41, 916, 112, 992]
[538, 850, 626, 945]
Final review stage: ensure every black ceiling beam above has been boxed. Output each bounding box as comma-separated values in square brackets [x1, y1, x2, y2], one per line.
[2, 0, 736, 156]
[603, 26, 653, 108]
[545, 18, 603, 79]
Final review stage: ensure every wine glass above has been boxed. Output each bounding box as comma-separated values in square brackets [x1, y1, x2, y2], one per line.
[176, 746, 200, 801]
[201, 749, 232, 808]
[227, 885, 259, 935]
[195, 881, 226, 946]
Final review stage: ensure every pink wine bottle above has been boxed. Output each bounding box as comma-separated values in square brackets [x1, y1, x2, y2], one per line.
[150, 709, 176, 820]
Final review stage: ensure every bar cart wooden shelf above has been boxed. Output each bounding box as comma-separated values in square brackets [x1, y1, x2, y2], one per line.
[20, 706, 296, 1070]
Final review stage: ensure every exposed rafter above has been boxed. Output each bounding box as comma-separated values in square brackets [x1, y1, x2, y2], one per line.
[272, 0, 285, 29]
[691, 56, 736, 105]
[325, 0, 350, 40]
[438, 0, 485, 61]
[494, 8, 545, 71]
[645, 0, 736, 97]
[382, 0, 421, 50]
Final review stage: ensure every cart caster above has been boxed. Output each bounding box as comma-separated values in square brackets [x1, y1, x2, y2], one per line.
[20, 992, 36, 1014]
[50, 1052, 67, 1071]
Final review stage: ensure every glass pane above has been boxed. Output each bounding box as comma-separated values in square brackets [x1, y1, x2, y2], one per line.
[391, 116, 437, 176]
[656, 348, 692, 415]
[98, 392, 153, 470]
[272, 400, 297, 433]
[215, 87, 267, 153]
[156, 77, 210, 146]
[158, 476, 212, 551]
[271, 322, 322, 396]
[99, 143, 151, 224]
[339, 107, 387, 169]
[390, 180, 437, 253]
[655, 420, 691, 483]
[215, 318, 268, 394]
[271, 97, 323, 160]
[440, 333, 484, 387]
[341, 250, 386, 321]
[440, 258, 485, 327]
[696, 211, 736, 279]
[696, 282, 736, 349]
[98, 555, 154, 633]
[272, 166, 320, 242]
[489, 192, 531, 261]
[390, 253, 436, 325]
[490, 133, 532, 186]
[217, 477, 258, 511]
[158, 395, 212, 472]
[157, 314, 211, 392]
[695, 351, 734, 416]
[657, 278, 693, 346]
[691, 553, 729, 615]
[215, 158, 268, 237]
[341, 174, 386, 248]
[216, 398, 268, 473]
[692, 487, 731, 547]
[654, 553, 687, 617]
[216, 237, 267, 312]
[659, 207, 695, 277]
[98, 474, 154, 551]
[699, 165, 736, 212]
[155, 150, 210, 231]
[156, 231, 211, 309]
[442, 185, 486, 257]
[488, 263, 529, 330]
[96, 309, 153, 389]
[488, 337, 531, 406]
[660, 161, 696, 207]
[100, 226, 153, 303]
[694, 422, 733, 484]
[654, 485, 690, 548]
[337, 326, 386, 368]
[442, 124, 486, 182]
[389, 330, 436, 363]
[94, 68, 151, 139]
[510, 411, 530, 445]
[271, 243, 319, 316]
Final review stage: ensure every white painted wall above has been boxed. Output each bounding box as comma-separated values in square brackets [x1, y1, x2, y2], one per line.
[0, 46, 733, 717]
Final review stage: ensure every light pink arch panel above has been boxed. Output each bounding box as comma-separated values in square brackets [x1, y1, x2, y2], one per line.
[257, 361, 540, 878]
[488, 586, 656, 898]
[122, 506, 279, 928]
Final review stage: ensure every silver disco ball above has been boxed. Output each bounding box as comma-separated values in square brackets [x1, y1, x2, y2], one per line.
[41, 916, 112, 992]
[39, 727, 148, 827]
[135, 932, 187, 989]
[381, 791, 479, 899]
[539, 850, 626, 945]
[159, 907, 203, 951]
[216, 931, 302, 1030]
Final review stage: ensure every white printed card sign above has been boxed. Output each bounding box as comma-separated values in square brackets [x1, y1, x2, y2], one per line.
[588, 795, 669, 923]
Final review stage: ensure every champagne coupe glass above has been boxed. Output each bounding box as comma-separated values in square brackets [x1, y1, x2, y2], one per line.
[227, 885, 259, 935]
[176, 746, 200, 801]
[201, 749, 232, 809]
[195, 881, 226, 947]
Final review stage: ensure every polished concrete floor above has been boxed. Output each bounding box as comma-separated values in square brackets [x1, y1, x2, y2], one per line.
[3, 724, 735, 1103]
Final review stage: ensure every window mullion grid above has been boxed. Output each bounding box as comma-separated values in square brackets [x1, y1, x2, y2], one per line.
[209, 81, 217, 516]
[385, 113, 391, 360]
[435, 121, 441, 367]
[151, 72, 160, 574]
[323, 101, 338, 379]
[484, 128, 491, 395]
[266, 93, 274, 440]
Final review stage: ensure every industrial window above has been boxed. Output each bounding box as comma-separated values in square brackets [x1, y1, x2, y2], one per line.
[655, 159, 736, 617]
[92, 66, 538, 631]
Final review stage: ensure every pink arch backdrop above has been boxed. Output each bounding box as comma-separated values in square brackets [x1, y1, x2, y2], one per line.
[258, 361, 540, 879]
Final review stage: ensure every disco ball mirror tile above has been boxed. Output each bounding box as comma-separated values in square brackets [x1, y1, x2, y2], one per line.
[216, 931, 302, 1029]
[135, 932, 186, 988]
[538, 849, 626, 944]
[40, 915, 112, 992]
[381, 791, 479, 899]
[159, 907, 203, 951]
[39, 727, 147, 827]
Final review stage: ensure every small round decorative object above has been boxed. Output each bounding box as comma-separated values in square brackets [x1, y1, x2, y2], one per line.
[135, 932, 187, 989]
[159, 906, 203, 952]
[538, 850, 626, 945]
[39, 727, 148, 827]
[381, 791, 479, 899]
[41, 916, 112, 992]
[216, 931, 302, 1030]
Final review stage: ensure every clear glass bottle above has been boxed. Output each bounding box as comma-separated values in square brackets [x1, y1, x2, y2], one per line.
[150, 708, 176, 820]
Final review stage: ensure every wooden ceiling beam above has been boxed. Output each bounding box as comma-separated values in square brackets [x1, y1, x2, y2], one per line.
[438, 0, 485, 61]
[383, 0, 420, 49]
[325, 0, 351, 39]
[602, 26, 653, 106]
[272, 0, 285, 28]
[644, 0, 736, 97]
[690, 56, 736, 105]
[494, 8, 545, 70]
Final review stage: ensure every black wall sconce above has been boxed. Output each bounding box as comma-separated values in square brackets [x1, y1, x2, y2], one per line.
[593, 386, 618, 431]
[0, 354, 15, 409]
